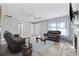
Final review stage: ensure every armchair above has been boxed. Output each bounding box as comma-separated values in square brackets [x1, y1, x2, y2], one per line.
[4, 31, 25, 53]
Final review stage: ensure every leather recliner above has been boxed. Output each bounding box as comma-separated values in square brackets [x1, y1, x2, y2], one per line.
[4, 31, 25, 53]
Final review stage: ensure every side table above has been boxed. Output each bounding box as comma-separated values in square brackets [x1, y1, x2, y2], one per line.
[21, 43, 32, 56]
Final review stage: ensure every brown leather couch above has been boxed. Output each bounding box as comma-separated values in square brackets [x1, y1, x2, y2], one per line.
[44, 30, 61, 42]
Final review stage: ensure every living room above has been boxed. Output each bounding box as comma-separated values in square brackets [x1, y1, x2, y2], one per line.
[0, 3, 79, 56]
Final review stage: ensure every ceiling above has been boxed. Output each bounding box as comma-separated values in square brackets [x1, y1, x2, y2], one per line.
[1, 3, 78, 22]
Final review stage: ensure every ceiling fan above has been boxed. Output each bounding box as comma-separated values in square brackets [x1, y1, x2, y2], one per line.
[69, 3, 79, 22]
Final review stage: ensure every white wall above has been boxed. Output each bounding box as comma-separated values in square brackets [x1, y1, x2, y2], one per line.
[2, 17, 18, 33]
[1, 17, 18, 42]
[1, 16, 31, 43]
[68, 21, 74, 41]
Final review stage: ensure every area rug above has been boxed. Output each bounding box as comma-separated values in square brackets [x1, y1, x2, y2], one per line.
[30, 37, 54, 52]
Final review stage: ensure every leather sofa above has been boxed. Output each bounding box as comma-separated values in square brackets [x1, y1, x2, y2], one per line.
[44, 30, 61, 42]
[4, 31, 25, 53]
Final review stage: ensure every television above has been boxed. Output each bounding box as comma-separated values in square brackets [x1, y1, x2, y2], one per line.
[69, 3, 74, 22]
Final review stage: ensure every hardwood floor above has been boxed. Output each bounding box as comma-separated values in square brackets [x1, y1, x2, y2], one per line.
[0, 41, 76, 56]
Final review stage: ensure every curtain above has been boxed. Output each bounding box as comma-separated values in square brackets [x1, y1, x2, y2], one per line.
[40, 21, 48, 37]
[48, 16, 69, 37]
[18, 23, 24, 37]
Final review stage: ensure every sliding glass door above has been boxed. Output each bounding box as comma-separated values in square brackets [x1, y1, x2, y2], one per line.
[48, 17, 69, 37]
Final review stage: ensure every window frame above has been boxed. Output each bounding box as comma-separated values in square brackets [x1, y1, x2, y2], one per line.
[48, 18, 68, 36]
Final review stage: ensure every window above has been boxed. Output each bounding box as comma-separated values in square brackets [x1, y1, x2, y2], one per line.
[48, 23, 56, 30]
[18, 23, 24, 37]
[48, 17, 69, 36]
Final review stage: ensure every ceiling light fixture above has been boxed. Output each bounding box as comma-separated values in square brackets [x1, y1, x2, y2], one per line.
[33, 16, 42, 19]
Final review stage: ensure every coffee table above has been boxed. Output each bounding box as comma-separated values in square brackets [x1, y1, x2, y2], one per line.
[36, 37, 47, 44]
